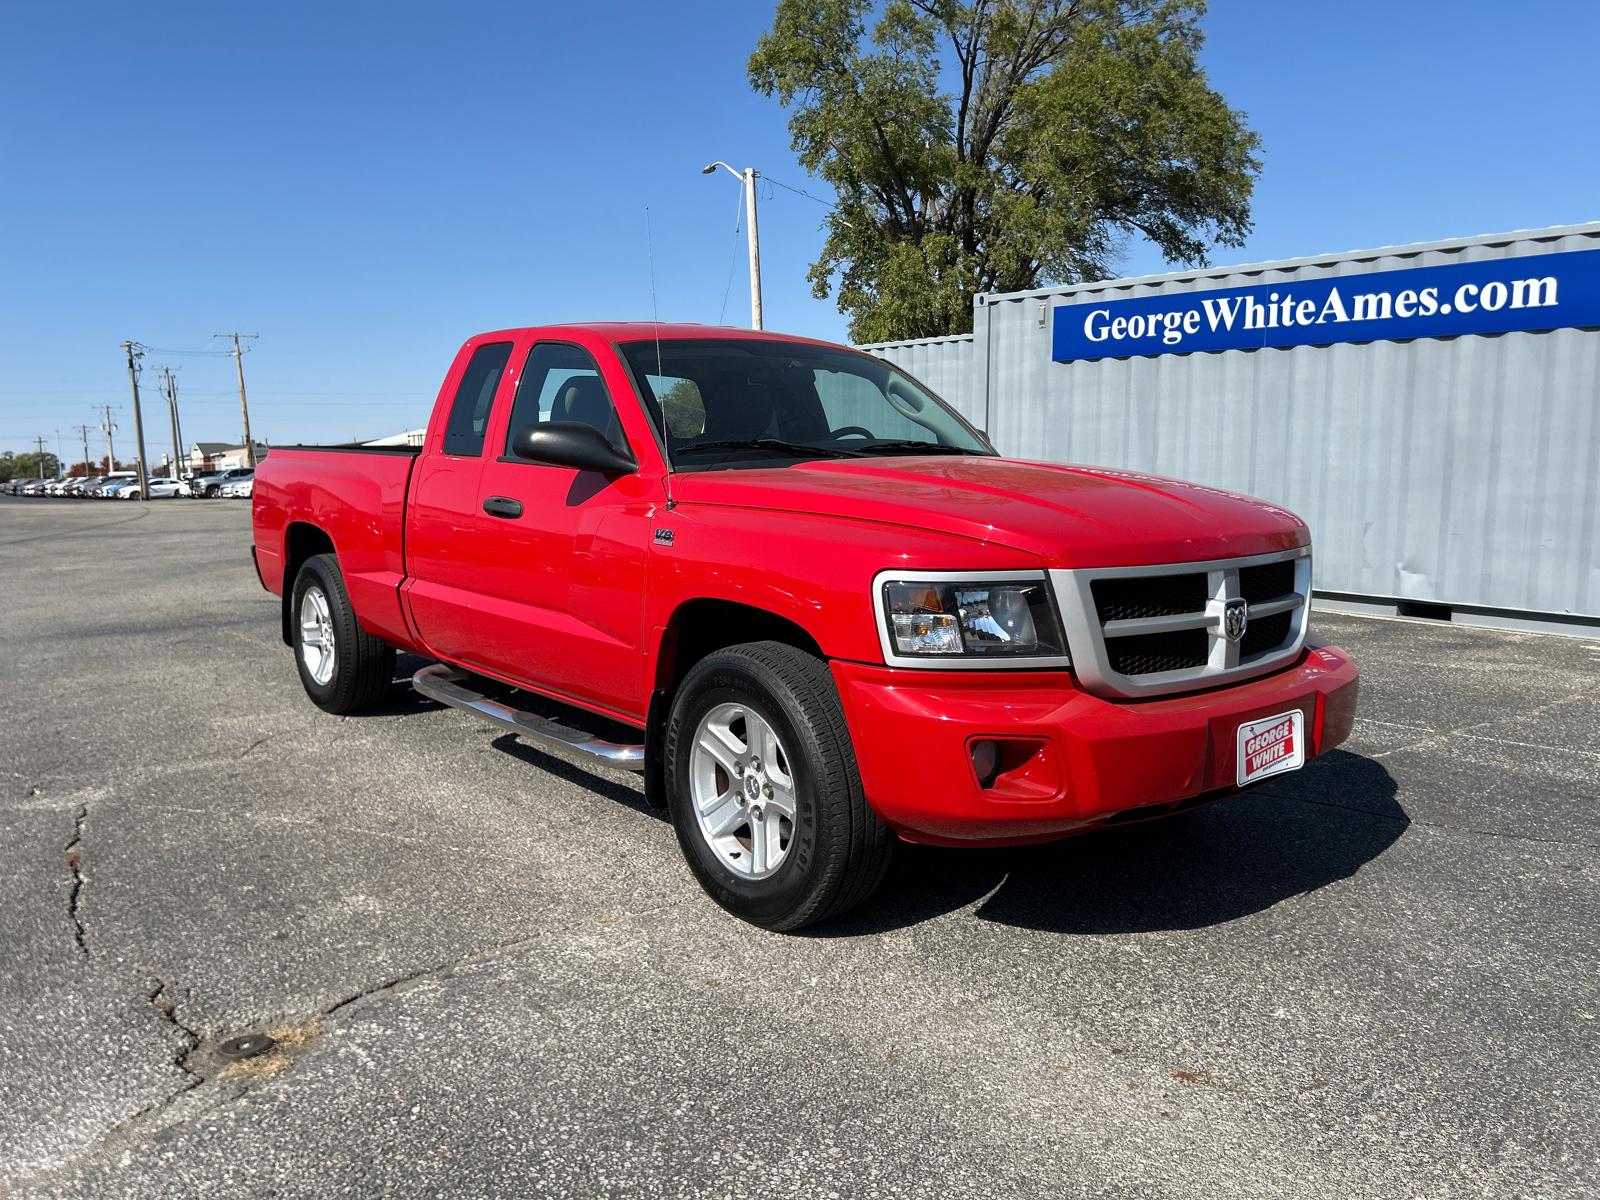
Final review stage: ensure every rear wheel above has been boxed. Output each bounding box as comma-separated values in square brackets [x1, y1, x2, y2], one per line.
[664, 641, 893, 931]
[291, 553, 394, 714]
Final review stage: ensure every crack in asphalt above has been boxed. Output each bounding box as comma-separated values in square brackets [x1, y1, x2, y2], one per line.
[0, 911, 670, 1196]
[65, 805, 87, 959]
[322, 937, 544, 1020]
[0, 978, 213, 1200]
[145, 977, 204, 1074]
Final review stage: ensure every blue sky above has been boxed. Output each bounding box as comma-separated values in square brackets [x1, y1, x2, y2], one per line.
[2, 1, 1596, 458]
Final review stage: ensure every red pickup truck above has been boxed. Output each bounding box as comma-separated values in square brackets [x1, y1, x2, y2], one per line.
[253, 324, 1359, 930]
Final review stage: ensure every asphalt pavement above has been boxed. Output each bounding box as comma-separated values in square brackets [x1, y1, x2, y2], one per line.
[1, 496, 1596, 1199]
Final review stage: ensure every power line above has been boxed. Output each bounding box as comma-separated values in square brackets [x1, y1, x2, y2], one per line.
[138, 345, 236, 357]
[764, 175, 835, 207]
[762, 174, 852, 228]
[719, 180, 745, 326]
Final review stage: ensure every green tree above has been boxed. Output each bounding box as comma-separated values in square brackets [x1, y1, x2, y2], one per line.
[749, 0, 1261, 342]
[0, 451, 60, 481]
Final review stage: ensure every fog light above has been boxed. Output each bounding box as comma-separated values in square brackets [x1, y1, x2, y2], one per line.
[970, 739, 1001, 788]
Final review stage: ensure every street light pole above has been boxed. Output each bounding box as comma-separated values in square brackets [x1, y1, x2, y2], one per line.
[702, 161, 763, 330]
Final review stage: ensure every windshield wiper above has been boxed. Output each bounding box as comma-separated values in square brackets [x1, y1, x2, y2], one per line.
[846, 440, 989, 456]
[675, 438, 860, 459]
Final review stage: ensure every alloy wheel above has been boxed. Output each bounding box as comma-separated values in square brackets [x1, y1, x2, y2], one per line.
[689, 702, 797, 879]
[299, 585, 337, 686]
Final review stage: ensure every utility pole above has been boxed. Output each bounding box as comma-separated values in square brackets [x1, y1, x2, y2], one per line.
[214, 333, 259, 467]
[34, 435, 48, 476]
[97, 405, 119, 474]
[54, 430, 63, 477]
[74, 424, 92, 476]
[702, 162, 763, 330]
[120, 342, 150, 500]
[159, 366, 184, 478]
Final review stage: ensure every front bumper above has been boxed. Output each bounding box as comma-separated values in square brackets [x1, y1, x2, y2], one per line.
[831, 644, 1359, 847]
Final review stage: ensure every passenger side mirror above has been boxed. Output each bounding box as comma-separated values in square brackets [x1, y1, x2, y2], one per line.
[510, 421, 638, 474]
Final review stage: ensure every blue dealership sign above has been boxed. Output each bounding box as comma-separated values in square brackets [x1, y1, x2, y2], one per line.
[1052, 248, 1600, 362]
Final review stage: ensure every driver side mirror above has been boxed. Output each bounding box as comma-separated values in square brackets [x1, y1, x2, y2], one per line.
[510, 421, 638, 475]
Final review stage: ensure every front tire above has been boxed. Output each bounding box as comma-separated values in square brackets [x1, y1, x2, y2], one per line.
[291, 553, 395, 714]
[664, 641, 893, 931]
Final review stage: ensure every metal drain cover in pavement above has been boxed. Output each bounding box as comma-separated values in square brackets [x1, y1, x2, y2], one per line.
[216, 1033, 276, 1060]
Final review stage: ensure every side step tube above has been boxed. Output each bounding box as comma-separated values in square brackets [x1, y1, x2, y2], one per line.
[412, 663, 645, 772]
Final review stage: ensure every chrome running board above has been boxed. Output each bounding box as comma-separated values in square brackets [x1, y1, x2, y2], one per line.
[412, 663, 645, 772]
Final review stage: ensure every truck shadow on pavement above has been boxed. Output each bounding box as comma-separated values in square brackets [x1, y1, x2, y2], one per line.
[373, 659, 1403, 934]
[819, 750, 1405, 937]
[375, 655, 664, 820]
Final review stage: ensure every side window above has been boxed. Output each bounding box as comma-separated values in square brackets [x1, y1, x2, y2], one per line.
[504, 342, 622, 451]
[442, 342, 514, 457]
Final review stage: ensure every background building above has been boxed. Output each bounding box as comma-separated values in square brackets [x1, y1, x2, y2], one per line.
[861, 221, 1600, 637]
[185, 441, 269, 472]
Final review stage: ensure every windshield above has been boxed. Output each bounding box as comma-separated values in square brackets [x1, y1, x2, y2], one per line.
[617, 338, 993, 470]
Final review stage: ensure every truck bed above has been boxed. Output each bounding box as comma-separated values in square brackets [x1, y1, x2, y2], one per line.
[252, 445, 421, 647]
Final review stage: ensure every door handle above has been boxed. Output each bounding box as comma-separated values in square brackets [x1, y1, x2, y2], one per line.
[482, 496, 523, 519]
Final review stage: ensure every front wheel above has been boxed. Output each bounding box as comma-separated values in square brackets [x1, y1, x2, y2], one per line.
[664, 641, 893, 931]
[291, 553, 395, 714]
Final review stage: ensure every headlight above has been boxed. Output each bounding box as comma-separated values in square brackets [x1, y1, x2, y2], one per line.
[880, 576, 1069, 662]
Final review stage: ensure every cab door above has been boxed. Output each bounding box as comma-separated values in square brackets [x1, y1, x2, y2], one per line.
[466, 339, 660, 721]
[403, 338, 518, 663]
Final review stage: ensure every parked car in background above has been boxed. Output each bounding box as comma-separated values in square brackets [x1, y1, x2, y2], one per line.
[122, 477, 188, 499]
[219, 472, 254, 498]
[191, 468, 253, 498]
[92, 475, 139, 497]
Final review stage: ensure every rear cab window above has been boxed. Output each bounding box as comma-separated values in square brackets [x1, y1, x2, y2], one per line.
[442, 342, 515, 456]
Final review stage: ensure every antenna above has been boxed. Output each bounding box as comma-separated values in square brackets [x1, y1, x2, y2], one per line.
[645, 207, 663, 378]
[645, 207, 677, 510]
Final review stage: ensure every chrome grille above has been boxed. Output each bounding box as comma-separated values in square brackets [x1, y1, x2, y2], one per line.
[1051, 547, 1312, 697]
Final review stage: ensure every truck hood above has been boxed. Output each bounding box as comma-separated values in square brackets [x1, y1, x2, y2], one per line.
[673, 456, 1308, 569]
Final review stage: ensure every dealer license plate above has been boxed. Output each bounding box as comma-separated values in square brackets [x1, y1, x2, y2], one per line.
[1236, 709, 1305, 786]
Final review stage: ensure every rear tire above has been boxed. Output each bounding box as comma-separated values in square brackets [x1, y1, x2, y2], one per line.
[291, 553, 395, 714]
[664, 641, 893, 931]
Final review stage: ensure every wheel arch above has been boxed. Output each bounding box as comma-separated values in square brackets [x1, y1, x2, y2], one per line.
[280, 522, 337, 646]
[641, 598, 828, 811]
[659, 598, 826, 693]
